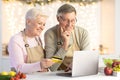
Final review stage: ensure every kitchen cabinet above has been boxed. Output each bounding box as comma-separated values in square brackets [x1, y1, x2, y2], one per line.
[0, 56, 10, 72]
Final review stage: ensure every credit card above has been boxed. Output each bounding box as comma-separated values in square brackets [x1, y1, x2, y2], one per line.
[51, 56, 62, 63]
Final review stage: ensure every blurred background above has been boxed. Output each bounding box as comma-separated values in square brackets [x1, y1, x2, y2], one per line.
[0, 0, 120, 71]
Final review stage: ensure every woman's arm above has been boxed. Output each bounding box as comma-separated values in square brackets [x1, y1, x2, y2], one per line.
[8, 37, 41, 73]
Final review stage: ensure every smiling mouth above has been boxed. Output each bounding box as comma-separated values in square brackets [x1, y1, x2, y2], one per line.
[67, 35, 69, 36]
[37, 28, 42, 31]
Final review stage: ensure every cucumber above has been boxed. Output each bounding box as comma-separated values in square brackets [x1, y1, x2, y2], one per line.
[0, 75, 11, 80]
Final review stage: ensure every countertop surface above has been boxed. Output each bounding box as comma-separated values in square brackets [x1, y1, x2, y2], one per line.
[26, 71, 119, 80]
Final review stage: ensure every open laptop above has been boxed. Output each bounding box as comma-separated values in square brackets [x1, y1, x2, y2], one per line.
[56, 51, 99, 77]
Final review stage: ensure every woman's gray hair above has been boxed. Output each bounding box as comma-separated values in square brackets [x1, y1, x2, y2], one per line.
[25, 8, 48, 20]
[57, 4, 76, 17]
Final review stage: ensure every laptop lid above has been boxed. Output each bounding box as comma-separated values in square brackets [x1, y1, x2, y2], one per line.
[72, 51, 99, 77]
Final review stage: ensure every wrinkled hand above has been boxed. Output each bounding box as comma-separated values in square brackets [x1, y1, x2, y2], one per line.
[60, 27, 73, 50]
[61, 27, 72, 42]
[40, 59, 54, 70]
[40, 68, 48, 72]
[65, 63, 72, 72]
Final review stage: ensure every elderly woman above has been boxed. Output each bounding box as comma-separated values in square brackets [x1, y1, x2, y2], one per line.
[8, 8, 53, 73]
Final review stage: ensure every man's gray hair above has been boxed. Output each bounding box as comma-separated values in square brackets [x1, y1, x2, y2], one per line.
[25, 8, 48, 20]
[57, 4, 76, 17]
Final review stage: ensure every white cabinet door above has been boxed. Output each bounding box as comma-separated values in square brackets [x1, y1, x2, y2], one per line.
[0, 57, 10, 72]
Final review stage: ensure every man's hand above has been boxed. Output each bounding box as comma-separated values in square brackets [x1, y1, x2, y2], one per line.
[60, 26, 73, 50]
[61, 27, 72, 42]
[65, 63, 72, 72]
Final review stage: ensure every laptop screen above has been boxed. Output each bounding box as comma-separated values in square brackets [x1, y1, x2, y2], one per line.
[72, 51, 99, 77]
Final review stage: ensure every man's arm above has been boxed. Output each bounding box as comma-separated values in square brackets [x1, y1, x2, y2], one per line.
[44, 30, 67, 71]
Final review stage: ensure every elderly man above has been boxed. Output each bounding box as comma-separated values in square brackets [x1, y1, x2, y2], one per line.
[45, 4, 90, 71]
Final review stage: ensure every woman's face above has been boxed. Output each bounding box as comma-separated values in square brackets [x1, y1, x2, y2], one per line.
[58, 12, 76, 32]
[27, 15, 47, 37]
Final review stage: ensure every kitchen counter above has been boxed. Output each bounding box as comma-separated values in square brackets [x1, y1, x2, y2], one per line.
[1, 54, 120, 79]
[26, 71, 119, 80]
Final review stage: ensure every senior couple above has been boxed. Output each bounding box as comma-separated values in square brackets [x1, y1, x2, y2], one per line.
[8, 4, 90, 73]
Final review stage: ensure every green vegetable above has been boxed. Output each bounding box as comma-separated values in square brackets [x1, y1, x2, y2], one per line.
[103, 58, 113, 67]
[0, 75, 11, 80]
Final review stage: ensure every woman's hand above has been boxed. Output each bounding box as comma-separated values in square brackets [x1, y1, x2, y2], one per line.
[40, 68, 48, 72]
[40, 59, 54, 71]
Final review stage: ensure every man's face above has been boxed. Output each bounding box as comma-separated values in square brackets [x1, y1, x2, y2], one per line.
[58, 12, 76, 32]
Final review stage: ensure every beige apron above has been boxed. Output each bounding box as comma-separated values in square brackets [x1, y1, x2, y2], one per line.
[22, 31, 44, 63]
[57, 27, 80, 70]
[11, 31, 44, 72]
